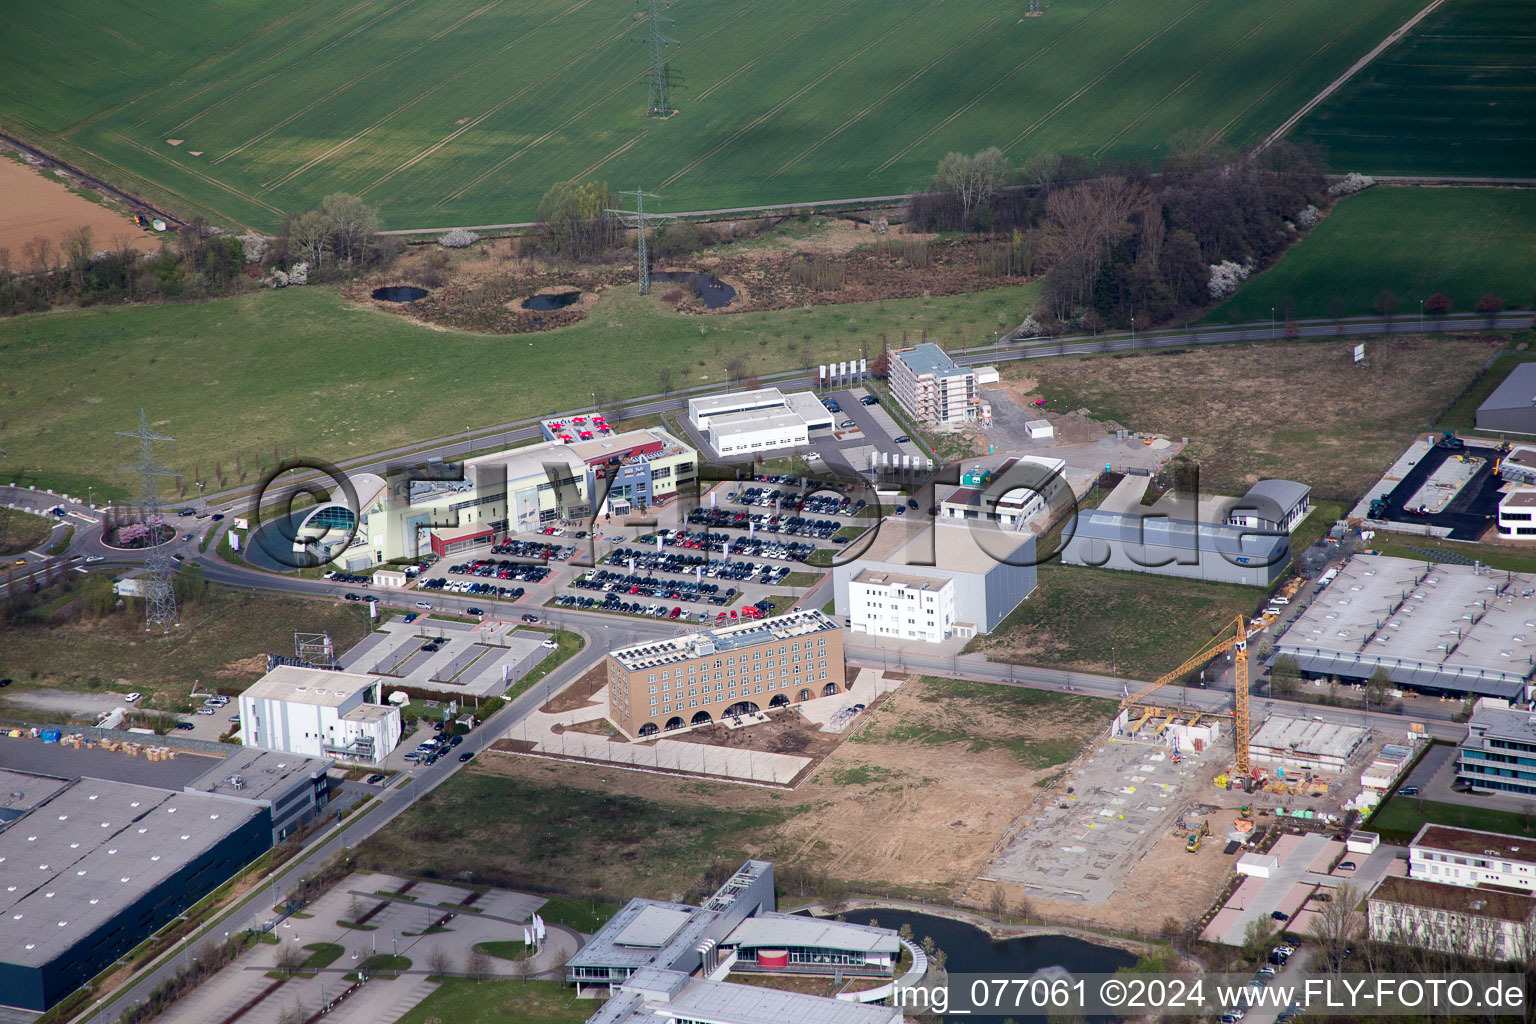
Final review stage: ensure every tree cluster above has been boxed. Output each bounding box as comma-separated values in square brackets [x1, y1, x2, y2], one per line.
[907, 142, 1331, 329]
[534, 180, 622, 262]
[115, 933, 249, 1024]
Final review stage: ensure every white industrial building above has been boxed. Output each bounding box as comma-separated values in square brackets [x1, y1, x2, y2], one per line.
[238, 666, 402, 764]
[686, 388, 833, 457]
[938, 456, 1069, 531]
[1270, 554, 1536, 699]
[1224, 479, 1312, 533]
[847, 569, 959, 642]
[887, 343, 990, 427]
[833, 522, 1037, 641]
[183, 750, 332, 844]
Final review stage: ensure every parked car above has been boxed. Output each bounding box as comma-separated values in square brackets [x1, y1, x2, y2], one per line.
[521, 613, 539, 622]
[124, 692, 142, 703]
[345, 593, 362, 601]
[893, 435, 910, 444]
[415, 600, 432, 609]
[174, 722, 195, 731]
[402, 612, 418, 623]
[466, 607, 484, 616]
[458, 751, 473, 762]
[449, 735, 463, 747]
[1338, 861, 1357, 871]
[541, 638, 558, 649]
[365, 774, 386, 785]
[196, 707, 215, 715]
[85, 555, 105, 563]
[1270, 910, 1289, 921]
[839, 419, 856, 428]
[1399, 785, 1419, 796]
[906, 498, 918, 510]
[860, 395, 878, 405]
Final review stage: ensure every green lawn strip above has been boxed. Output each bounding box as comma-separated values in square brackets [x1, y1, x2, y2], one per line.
[1368, 796, 1536, 845]
[1367, 532, 1536, 576]
[503, 628, 584, 698]
[394, 979, 590, 1024]
[971, 565, 1262, 681]
[1207, 187, 1536, 323]
[0, 284, 1037, 496]
[0, 508, 55, 555]
[532, 896, 620, 934]
[473, 941, 533, 962]
[781, 571, 821, 588]
[358, 954, 411, 976]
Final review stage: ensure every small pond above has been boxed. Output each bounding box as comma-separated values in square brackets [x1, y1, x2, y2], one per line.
[372, 285, 429, 303]
[653, 270, 736, 309]
[522, 291, 581, 311]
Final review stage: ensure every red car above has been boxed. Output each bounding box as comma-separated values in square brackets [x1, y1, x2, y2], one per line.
[579, 430, 594, 440]
[669, 607, 682, 619]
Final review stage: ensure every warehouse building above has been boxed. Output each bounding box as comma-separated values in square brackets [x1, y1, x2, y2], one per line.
[1059, 509, 1289, 586]
[1271, 554, 1536, 699]
[686, 388, 833, 457]
[238, 666, 401, 764]
[1499, 446, 1536, 487]
[0, 774, 268, 1012]
[605, 610, 845, 739]
[1458, 698, 1536, 797]
[888, 343, 989, 427]
[1477, 363, 1536, 435]
[183, 750, 332, 844]
[832, 522, 1038, 640]
[570, 860, 906, 1024]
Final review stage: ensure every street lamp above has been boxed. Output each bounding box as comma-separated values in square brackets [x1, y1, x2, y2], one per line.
[1419, 298, 1424, 331]
[1270, 306, 1275, 340]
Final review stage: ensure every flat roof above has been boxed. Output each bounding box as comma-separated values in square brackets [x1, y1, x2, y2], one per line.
[566, 897, 705, 971]
[609, 609, 840, 672]
[888, 521, 1035, 575]
[431, 522, 494, 542]
[690, 389, 785, 416]
[0, 776, 263, 966]
[1501, 489, 1536, 509]
[1371, 874, 1536, 923]
[896, 342, 964, 378]
[707, 407, 808, 437]
[184, 751, 331, 805]
[0, 769, 69, 818]
[1068, 509, 1289, 558]
[783, 391, 834, 428]
[1272, 554, 1536, 693]
[1248, 715, 1369, 759]
[613, 905, 694, 947]
[1506, 447, 1536, 472]
[661, 977, 900, 1024]
[728, 912, 901, 954]
[1479, 363, 1536, 415]
[852, 568, 950, 592]
[1467, 699, 1536, 744]
[568, 427, 690, 466]
[241, 665, 379, 707]
[1413, 824, 1536, 867]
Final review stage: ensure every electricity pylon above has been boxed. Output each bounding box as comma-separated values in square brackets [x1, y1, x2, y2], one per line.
[636, 0, 677, 116]
[116, 409, 181, 630]
[607, 188, 669, 294]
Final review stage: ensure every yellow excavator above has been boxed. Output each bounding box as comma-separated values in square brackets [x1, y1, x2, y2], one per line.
[1119, 612, 1276, 775]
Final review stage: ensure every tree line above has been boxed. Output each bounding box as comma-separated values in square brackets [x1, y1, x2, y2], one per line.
[0, 193, 400, 316]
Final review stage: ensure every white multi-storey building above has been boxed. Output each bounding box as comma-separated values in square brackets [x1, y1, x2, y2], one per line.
[847, 569, 958, 643]
[887, 343, 984, 427]
[1497, 488, 1536, 539]
[238, 666, 402, 764]
[1367, 823, 1536, 961]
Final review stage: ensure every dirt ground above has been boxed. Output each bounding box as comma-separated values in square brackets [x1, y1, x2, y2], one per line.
[1008, 336, 1504, 500]
[472, 676, 1110, 899]
[0, 155, 158, 257]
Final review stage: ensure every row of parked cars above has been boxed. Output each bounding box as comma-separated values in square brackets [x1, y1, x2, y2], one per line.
[448, 558, 554, 583]
[730, 487, 863, 516]
[555, 592, 775, 623]
[1218, 943, 1301, 1024]
[418, 577, 527, 599]
[489, 539, 575, 561]
[323, 571, 374, 585]
[607, 546, 791, 585]
[403, 731, 468, 765]
[574, 568, 738, 605]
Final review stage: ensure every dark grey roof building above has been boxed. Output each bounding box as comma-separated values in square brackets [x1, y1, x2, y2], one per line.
[1060, 509, 1290, 586]
[1477, 363, 1536, 435]
[1226, 480, 1312, 533]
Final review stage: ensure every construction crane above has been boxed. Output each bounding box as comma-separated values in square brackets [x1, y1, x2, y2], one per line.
[1119, 612, 1276, 775]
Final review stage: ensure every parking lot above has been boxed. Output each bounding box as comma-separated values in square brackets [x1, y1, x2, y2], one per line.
[338, 616, 550, 697]
[809, 388, 927, 472]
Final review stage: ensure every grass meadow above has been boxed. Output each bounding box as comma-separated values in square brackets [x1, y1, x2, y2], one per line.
[1291, 0, 1536, 178]
[1208, 187, 1536, 322]
[3, 0, 1426, 230]
[0, 280, 1035, 497]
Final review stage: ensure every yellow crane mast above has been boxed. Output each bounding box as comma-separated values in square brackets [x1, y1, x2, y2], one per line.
[1118, 613, 1275, 775]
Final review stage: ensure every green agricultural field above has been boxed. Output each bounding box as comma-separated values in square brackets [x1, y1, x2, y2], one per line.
[1208, 186, 1536, 323]
[3, 0, 1425, 230]
[0, 281, 1033, 497]
[1291, 0, 1536, 178]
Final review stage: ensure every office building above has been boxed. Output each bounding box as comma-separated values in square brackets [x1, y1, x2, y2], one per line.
[0, 773, 268, 1012]
[570, 860, 906, 1024]
[1459, 698, 1536, 797]
[887, 343, 987, 427]
[938, 457, 1069, 531]
[1496, 489, 1536, 539]
[847, 570, 958, 643]
[1408, 823, 1536, 893]
[605, 610, 844, 739]
[1224, 480, 1312, 533]
[238, 666, 402, 764]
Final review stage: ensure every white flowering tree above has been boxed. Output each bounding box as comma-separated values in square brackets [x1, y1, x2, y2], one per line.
[1295, 205, 1321, 229]
[1207, 260, 1251, 300]
[1328, 173, 1375, 197]
[240, 234, 267, 264]
[439, 228, 479, 249]
[289, 262, 309, 285]
[264, 269, 289, 289]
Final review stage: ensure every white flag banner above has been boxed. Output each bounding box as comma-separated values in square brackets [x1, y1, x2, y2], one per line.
[859, 358, 867, 374]
[819, 364, 827, 381]
[524, 926, 532, 946]
[710, 491, 716, 507]
[629, 556, 636, 573]
[656, 535, 663, 552]
[749, 521, 755, 538]
[368, 601, 376, 619]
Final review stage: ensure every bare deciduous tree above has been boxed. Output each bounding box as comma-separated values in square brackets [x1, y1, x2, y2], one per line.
[427, 946, 452, 978]
[464, 946, 493, 981]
